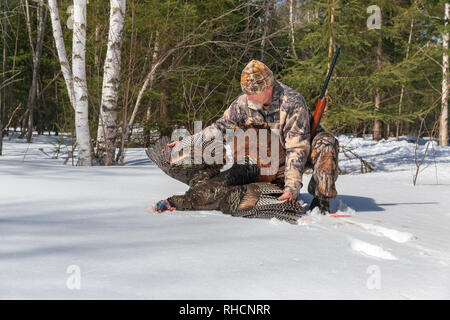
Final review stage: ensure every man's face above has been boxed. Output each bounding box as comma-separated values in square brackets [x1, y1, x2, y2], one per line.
[247, 85, 273, 110]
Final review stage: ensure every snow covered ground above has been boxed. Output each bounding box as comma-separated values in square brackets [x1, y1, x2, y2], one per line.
[1, 133, 449, 299]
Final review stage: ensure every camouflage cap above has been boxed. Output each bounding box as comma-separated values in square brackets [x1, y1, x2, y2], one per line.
[240, 60, 274, 95]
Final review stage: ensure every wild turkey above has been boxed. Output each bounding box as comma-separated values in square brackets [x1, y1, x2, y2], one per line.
[146, 125, 306, 223]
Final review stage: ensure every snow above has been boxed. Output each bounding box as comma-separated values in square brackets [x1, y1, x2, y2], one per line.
[1, 133, 450, 299]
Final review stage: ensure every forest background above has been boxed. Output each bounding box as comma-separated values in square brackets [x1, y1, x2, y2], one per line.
[0, 0, 449, 165]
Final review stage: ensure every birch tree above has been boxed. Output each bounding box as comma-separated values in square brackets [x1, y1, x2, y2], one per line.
[440, 3, 449, 146]
[96, 0, 126, 165]
[48, 0, 75, 110]
[72, 0, 92, 165]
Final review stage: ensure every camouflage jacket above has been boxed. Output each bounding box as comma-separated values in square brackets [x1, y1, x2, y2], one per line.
[204, 80, 321, 198]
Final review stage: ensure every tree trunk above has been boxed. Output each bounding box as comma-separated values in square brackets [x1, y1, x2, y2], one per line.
[96, 0, 126, 165]
[145, 31, 160, 124]
[0, 0, 7, 155]
[386, 121, 390, 139]
[117, 0, 136, 164]
[327, 0, 335, 72]
[440, 3, 449, 146]
[396, 17, 414, 141]
[260, 0, 271, 61]
[48, 0, 75, 110]
[322, 0, 335, 122]
[143, 30, 160, 146]
[23, 0, 35, 60]
[26, 0, 46, 143]
[72, 0, 92, 165]
[2, 0, 8, 132]
[159, 90, 167, 118]
[373, 34, 383, 141]
[289, 0, 298, 59]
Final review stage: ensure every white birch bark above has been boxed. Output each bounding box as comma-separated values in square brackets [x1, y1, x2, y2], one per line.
[48, 0, 75, 110]
[96, 0, 126, 165]
[72, 0, 92, 165]
[441, 3, 449, 146]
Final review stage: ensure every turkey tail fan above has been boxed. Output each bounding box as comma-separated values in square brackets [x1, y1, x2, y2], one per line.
[146, 136, 172, 174]
[146, 136, 191, 185]
[146, 135, 223, 186]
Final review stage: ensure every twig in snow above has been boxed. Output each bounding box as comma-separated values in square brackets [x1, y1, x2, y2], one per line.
[340, 145, 374, 174]
[413, 118, 439, 186]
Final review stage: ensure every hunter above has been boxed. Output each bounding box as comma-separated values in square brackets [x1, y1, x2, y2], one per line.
[167, 60, 339, 213]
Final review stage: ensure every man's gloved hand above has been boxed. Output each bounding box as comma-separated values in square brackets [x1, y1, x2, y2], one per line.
[277, 191, 296, 202]
[153, 199, 176, 213]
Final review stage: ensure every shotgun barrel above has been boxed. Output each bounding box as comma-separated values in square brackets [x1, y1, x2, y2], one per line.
[310, 46, 341, 140]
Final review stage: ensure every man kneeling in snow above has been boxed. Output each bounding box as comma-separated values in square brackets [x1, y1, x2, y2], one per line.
[156, 60, 339, 215]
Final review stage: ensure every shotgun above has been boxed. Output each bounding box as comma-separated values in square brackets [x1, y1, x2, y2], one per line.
[310, 46, 341, 141]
